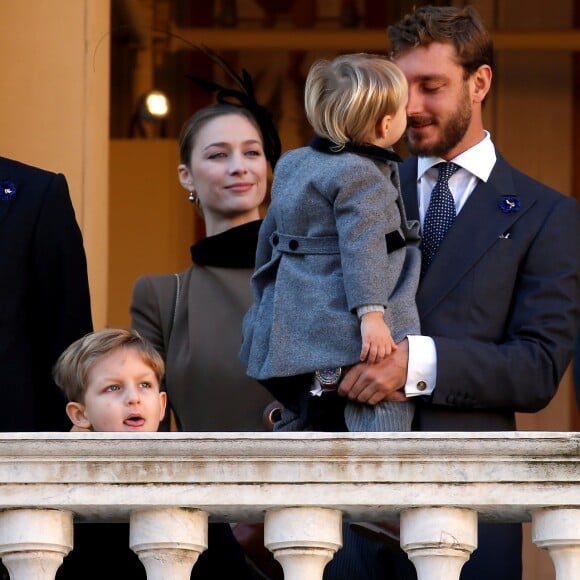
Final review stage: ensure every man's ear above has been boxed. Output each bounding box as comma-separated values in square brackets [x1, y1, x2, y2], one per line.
[66, 402, 92, 430]
[472, 64, 492, 104]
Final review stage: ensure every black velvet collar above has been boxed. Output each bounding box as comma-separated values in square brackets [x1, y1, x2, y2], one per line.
[309, 135, 402, 163]
[190, 220, 261, 268]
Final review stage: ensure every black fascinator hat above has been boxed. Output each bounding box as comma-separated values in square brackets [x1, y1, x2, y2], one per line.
[187, 45, 282, 169]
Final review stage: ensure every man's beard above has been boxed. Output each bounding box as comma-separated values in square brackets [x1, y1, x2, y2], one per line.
[405, 86, 472, 157]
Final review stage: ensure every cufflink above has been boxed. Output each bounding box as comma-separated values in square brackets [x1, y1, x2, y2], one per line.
[416, 380, 427, 392]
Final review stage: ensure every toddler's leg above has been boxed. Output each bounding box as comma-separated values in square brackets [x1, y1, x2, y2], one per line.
[345, 400, 414, 432]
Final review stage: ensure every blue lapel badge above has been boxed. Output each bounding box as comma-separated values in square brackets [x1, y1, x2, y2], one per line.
[0, 181, 16, 202]
[498, 195, 520, 213]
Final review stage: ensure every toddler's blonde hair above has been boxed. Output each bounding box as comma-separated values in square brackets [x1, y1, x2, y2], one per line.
[304, 53, 407, 147]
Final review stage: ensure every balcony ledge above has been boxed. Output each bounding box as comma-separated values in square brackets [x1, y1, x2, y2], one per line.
[0, 431, 577, 523]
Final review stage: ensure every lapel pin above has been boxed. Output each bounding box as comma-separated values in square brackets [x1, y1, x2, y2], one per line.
[498, 195, 520, 213]
[0, 180, 17, 202]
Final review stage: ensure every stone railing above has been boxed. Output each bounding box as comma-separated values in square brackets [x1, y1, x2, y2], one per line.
[0, 432, 578, 580]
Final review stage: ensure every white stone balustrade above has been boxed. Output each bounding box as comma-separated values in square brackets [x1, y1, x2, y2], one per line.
[0, 432, 577, 580]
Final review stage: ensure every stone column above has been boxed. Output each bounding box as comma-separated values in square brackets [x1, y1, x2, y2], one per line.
[0, 508, 73, 580]
[532, 508, 580, 580]
[129, 507, 208, 579]
[264, 506, 342, 580]
[400, 507, 478, 580]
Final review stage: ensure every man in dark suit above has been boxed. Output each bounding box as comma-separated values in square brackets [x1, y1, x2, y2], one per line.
[336, 5, 580, 580]
[0, 156, 93, 432]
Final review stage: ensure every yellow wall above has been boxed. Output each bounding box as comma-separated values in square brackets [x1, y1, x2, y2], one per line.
[0, 0, 110, 328]
[108, 139, 196, 329]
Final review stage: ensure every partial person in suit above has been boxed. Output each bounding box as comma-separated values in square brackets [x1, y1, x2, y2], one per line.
[0, 156, 92, 580]
[240, 52, 421, 433]
[332, 5, 580, 580]
[0, 156, 93, 432]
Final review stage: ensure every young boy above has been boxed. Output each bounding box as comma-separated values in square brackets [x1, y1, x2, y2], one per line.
[53, 328, 256, 579]
[53, 327, 167, 432]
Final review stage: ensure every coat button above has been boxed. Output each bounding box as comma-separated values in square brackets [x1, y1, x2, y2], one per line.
[289, 239, 299, 250]
[416, 380, 427, 392]
[272, 235, 279, 245]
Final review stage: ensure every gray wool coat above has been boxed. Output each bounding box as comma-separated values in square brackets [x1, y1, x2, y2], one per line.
[240, 137, 421, 382]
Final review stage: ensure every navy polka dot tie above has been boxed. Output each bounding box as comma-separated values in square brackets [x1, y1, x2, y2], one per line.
[421, 162, 459, 276]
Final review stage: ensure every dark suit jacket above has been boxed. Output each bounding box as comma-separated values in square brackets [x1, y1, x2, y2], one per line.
[396, 152, 580, 580]
[400, 152, 580, 431]
[0, 156, 93, 431]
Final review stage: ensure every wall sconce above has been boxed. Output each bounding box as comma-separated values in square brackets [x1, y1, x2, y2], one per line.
[130, 90, 170, 138]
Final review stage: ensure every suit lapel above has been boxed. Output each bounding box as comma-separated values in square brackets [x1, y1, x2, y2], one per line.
[402, 154, 536, 317]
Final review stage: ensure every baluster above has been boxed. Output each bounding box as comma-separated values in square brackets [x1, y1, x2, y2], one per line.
[0, 508, 73, 580]
[400, 507, 477, 580]
[532, 508, 580, 580]
[129, 507, 208, 579]
[264, 507, 342, 580]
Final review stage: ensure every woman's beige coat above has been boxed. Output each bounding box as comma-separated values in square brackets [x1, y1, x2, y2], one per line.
[131, 224, 275, 431]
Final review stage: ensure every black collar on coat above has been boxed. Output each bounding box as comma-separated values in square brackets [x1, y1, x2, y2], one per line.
[190, 220, 261, 268]
[309, 135, 402, 164]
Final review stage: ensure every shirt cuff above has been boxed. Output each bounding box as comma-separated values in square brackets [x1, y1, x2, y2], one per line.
[404, 335, 437, 397]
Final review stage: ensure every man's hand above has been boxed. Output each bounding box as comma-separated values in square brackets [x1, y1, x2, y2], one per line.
[339, 338, 409, 405]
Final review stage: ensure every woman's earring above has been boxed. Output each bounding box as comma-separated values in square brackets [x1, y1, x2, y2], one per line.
[188, 191, 196, 203]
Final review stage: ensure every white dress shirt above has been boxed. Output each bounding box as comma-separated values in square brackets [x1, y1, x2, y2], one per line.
[405, 131, 497, 397]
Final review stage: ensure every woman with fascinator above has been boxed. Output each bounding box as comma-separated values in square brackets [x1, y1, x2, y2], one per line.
[129, 51, 283, 579]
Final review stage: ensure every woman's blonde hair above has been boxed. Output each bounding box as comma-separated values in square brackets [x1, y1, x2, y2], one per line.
[304, 53, 407, 147]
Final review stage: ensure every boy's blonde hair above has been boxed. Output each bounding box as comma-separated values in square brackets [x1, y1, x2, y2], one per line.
[53, 328, 165, 404]
[304, 53, 408, 147]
